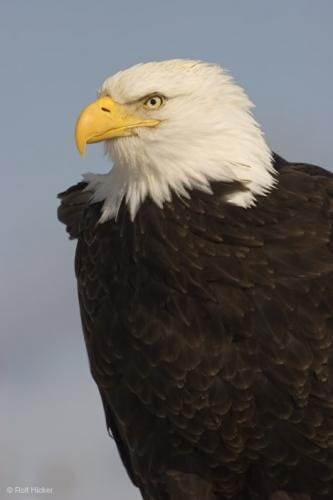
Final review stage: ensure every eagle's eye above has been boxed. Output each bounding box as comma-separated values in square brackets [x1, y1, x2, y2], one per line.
[143, 94, 164, 110]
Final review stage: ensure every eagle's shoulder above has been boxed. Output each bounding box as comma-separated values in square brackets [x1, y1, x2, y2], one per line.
[57, 182, 91, 239]
[273, 152, 333, 179]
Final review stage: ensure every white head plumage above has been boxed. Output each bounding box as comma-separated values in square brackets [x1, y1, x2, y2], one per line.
[81, 59, 275, 222]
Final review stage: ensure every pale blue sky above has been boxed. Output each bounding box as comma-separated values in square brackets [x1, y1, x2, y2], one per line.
[1, 1, 332, 499]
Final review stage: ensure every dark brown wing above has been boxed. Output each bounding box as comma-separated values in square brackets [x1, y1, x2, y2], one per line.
[57, 183, 139, 487]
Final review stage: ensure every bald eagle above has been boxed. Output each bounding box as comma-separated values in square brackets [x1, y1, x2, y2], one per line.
[58, 60, 333, 500]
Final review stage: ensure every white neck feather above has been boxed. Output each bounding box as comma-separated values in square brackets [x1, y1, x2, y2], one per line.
[82, 60, 276, 222]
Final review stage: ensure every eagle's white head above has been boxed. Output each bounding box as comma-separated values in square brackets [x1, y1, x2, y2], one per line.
[75, 59, 275, 222]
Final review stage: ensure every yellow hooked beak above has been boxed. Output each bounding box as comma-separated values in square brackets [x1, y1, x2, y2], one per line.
[75, 96, 160, 155]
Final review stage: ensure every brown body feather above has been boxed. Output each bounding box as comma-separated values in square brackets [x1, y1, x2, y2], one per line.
[58, 155, 333, 499]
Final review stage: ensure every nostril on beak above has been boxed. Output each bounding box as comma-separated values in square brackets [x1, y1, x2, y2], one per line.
[101, 107, 111, 113]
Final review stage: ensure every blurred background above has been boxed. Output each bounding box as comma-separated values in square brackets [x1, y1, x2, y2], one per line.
[1, 1, 332, 499]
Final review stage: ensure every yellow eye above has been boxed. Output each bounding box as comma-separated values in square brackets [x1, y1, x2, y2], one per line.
[144, 95, 164, 110]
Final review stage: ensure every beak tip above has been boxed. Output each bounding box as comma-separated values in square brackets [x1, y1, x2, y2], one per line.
[78, 146, 86, 157]
[75, 132, 86, 156]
